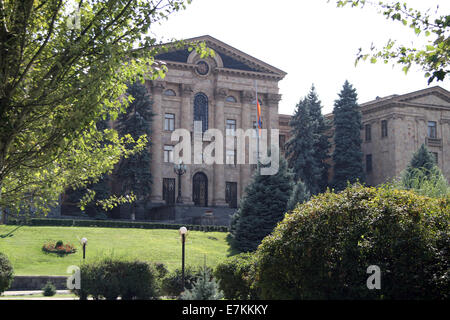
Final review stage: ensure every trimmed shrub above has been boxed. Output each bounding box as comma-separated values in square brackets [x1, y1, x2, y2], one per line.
[0, 252, 14, 294]
[255, 185, 450, 300]
[7, 218, 229, 232]
[73, 258, 160, 300]
[42, 281, 56, 297]
[214, 252, 258, 300]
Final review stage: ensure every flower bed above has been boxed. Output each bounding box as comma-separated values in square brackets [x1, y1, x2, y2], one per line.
[42, 241, 77, 255]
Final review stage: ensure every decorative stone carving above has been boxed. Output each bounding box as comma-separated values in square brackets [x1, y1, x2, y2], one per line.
[151, 81, 166, 94]
[241, 91, 254, 104]
[214, 87, 228, 100]
[181, 84, 193, 96]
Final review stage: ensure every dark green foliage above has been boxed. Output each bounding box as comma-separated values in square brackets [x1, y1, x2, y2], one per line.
[403, 144, 437, 187]
[73, 258, 160, 300]
[42, 281, 56, 297]
[286, 85, 330, 194]
[286, 96, 321, 194]
[160, 266, 204, 297]
[255, 185, 450, 299]
[305, 85, 331, 193]
[116, 82, 154, 217]
[214, 252, 259, 300]
[0, 252, 14, 294]
[180, 266, 224, 300]
[230, 156, 293, 252]
[331, 81, 365, 191]
[287, 180, 310, 211]
[7, 218, 229, 232]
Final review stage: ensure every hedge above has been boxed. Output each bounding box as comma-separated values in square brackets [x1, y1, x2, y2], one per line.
[6, 218, 229, 232]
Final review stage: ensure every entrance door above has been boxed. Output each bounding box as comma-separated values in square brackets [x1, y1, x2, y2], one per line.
[225, 182, 238, 208]
[163, 178, 175, 205]
[193, 172, 208, 207]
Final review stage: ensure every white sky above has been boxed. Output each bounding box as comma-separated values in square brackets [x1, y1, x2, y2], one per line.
[151, 0, 450, 115]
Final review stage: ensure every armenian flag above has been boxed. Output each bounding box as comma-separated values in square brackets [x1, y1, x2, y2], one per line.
[256, 99, 262, 136]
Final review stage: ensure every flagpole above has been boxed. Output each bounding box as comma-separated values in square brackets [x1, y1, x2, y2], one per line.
[255, 80, 260, 174]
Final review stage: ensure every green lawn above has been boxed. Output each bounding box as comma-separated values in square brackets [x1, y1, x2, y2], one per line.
[0, 225, 233, 276]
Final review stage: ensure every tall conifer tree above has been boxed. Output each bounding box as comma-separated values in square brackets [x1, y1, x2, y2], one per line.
[116, 82, 154, 219]
[230, 157, 293, 253]
[285, 97, 321, 194]
[306, 85, 331, 193]
[331, 81, 365, 191]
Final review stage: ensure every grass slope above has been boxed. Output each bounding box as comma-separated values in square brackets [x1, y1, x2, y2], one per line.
[0, 225, 231, 276]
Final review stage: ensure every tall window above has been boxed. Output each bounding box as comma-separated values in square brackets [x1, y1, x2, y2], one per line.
[164, 113, 175, 131]
[194, 93, 208, 133]
[365, 124, 371, 142]
[428, 121, 437, 138]
[226, 119, 236, 136]
[381, 120, 388, 138]
[162, 178, 175, 205]
[279, 134, 286, 152]
[432, 152, 438, 164]
[163, 145, 174, 163]
[366, 154, 373, 173]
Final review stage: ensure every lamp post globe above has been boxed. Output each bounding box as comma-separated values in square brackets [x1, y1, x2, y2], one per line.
[179, 226, 188, 289]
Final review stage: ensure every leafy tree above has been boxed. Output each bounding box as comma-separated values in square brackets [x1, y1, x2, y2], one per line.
[287, 180, 310, 211]
[335, 0, 449, 83]
[231, 156, 293, 253]
[306, 85, 331, 193]
[285, 97, 321, 194]
[0, 0, 194, 221]
[115, 82, 154, 219]
[331, 80, 365, 191]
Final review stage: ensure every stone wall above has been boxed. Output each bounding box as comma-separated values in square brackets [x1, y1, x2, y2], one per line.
[10, 276, 68, 291]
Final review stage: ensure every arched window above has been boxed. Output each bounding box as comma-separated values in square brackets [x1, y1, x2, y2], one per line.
[194, 92, 208, 133]
[226, 96, 237, 103]
[164, 89, 176, 96]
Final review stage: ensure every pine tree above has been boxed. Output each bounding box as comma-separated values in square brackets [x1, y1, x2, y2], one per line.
[231, 156, 294, 253]
[331, 81, 365, 191]
[287, 180, 310, 211]
[116, 82, 154, 219]
[180, 266, 224, 300]
[285, 97, 321, 194]
[307, 85, 331, 193]
[402, 144, 440, 189]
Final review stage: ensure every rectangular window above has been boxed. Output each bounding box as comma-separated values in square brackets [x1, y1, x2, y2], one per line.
[226, 149, 236, 165]
[366, 154, 373, 173]
[279, 135, 286, 152]
[163, 145, 174, 163]
[428, 121, 437, 138]
[365, 124, 371, 142]
[381, 120, 388, 138]
[226, 119, 236, 136]
[164, 113, 175, 131]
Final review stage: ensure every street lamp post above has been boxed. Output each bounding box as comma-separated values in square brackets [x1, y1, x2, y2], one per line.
[179, 227, 188, 288]
[81, 238, 87, 260]
[173, 159, 187, 204]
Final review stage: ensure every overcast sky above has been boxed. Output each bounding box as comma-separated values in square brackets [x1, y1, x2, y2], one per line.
[151, 0, 449, 115]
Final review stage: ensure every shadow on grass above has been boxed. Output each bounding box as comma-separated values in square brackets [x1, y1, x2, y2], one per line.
[0, 225, 23, 238]
[225, 233, 240, 257]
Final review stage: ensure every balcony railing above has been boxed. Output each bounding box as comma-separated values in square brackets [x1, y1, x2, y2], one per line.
[426, 136, 442, 148]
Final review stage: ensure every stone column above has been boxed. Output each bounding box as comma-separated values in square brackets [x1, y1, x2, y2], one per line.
[239, 90, 253, 198]
[180, 84, 194, 204]
[150, 80, 165, 204]
[213, 88, 228, 206]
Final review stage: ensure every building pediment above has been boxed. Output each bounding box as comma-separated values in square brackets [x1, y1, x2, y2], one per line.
[154, 35, 287, 80]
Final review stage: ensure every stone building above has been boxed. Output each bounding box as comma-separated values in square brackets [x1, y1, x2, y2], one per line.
[360, 86, 450, 186]
[141, 35, 286, 221]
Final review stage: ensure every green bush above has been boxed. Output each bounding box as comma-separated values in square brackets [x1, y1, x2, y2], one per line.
[214, 252, 258, 300]
[42, 281, 56, 297]
[255, 184, 450, 300]
[0, 252, 14, 294]
[160, 266, 204, 297]
[73, 258, 160, 300]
